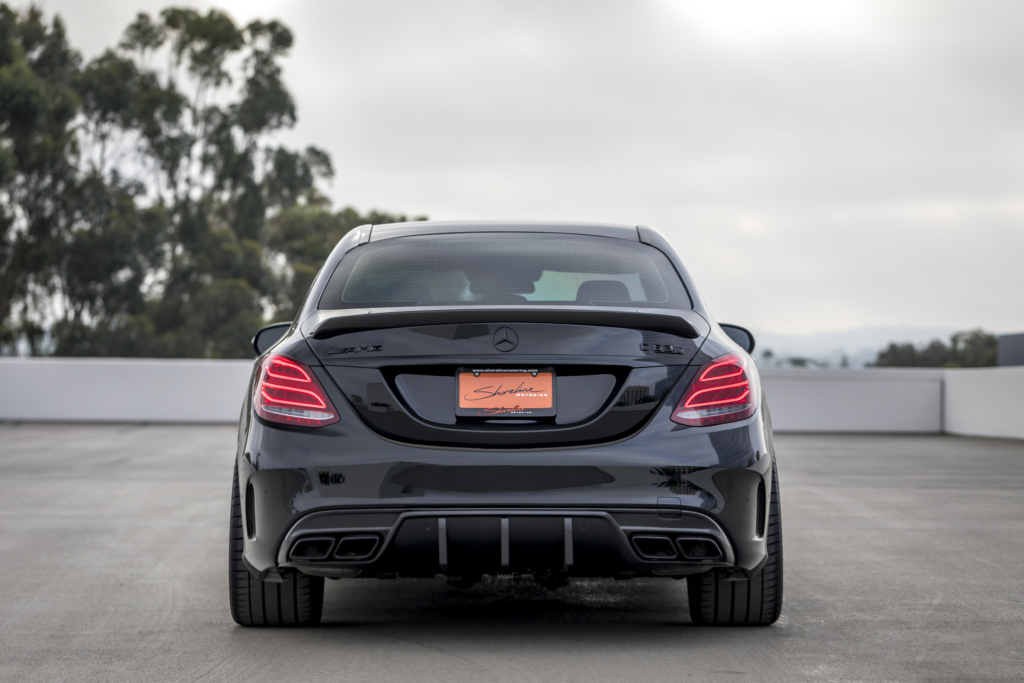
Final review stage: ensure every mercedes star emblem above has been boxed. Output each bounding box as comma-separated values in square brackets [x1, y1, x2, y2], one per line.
[492, 326, 519, 352]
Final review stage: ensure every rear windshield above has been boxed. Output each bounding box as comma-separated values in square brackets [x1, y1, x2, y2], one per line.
[318, 233, 691, 309]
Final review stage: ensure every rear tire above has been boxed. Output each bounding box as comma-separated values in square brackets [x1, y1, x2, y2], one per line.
[229, 463, 324, 626]
[687, 456, 783, 626]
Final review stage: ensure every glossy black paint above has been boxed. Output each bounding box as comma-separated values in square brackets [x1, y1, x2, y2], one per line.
[310, 308, 702, 340]
[252, 322, 291, 355]
[720, 324, 756, 354]
[369, 220, 642, 243]
[236, 221, 775, 584]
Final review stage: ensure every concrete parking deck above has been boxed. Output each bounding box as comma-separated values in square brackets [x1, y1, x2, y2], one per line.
[1, 424, 1022, 682]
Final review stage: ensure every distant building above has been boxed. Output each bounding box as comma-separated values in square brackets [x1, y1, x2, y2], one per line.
[997, 333, 1024, 366]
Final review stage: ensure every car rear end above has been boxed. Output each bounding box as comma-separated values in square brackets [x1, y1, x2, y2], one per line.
[231, 222, 780, 626]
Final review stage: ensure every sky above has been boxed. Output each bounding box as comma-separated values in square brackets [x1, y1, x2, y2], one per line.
[33, 0, 1024, 346]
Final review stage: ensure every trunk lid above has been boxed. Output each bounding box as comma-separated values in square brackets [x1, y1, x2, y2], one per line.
[301, 307, 708, 449]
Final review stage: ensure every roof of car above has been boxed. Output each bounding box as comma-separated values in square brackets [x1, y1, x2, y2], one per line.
[367, 220, 641, 243]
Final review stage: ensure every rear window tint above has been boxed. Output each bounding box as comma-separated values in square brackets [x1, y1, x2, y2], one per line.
[319, 234, 690, 309]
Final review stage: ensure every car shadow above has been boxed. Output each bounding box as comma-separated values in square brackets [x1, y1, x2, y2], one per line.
[318, 576, 698, 630]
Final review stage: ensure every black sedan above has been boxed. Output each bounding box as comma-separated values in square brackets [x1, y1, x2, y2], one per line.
[231, 221, 782, 626]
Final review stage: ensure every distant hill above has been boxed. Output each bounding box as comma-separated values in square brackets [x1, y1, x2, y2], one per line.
[751, 326, 957, 368]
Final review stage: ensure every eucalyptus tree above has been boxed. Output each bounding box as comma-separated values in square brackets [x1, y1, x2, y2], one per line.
[68, 8, 335, 357]
[1, 5, 418, 357]
[0, 5, 81, 352]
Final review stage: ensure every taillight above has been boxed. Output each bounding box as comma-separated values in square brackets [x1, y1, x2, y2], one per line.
[671, 352, 756, 427]
[254, 355, 339, 427]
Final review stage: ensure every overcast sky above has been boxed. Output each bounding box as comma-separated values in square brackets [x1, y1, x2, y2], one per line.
[35, 0, 1024, 337]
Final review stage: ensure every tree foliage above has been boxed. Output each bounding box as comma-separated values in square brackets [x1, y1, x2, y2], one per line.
[0, 4, 421, 357]
[873, 329, 997, 368]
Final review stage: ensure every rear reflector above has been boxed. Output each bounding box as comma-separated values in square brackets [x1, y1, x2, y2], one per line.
[671, 352, 756, 427]
[254, 355, 339, 427]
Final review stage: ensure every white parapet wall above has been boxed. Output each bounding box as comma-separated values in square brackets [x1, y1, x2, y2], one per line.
[0, 357, 254, 423]
[943, 366, 1024, 441]
[0, 358, 1020, 439]
[759, 368, 944, 433]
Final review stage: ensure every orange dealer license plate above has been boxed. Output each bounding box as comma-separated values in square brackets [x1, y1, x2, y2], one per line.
[456, 368, 556, 418]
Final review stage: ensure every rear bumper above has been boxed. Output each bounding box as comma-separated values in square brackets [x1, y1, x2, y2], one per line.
[237, 409, 775, 582]
[274, 507, 737, 579]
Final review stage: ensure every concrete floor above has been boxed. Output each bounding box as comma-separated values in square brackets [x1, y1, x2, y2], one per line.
[0, 424, 1022, 683]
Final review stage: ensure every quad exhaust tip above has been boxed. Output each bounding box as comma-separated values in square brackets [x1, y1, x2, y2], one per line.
[630, 534, 723, 561]
[289, 534, 382, 562]
[334, 535, 380, 560]
[289, 537, 335, 561]
[632, 535, 678, 560]
[676, 537, 723, 560]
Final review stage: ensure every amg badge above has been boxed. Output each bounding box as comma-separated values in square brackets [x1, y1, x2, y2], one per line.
[640, 342, 686, 355]
[328, 345, 382, 355]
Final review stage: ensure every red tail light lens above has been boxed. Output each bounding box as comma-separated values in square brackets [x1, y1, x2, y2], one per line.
[254, 355, 339, 427]
[671, 352, 756, 427]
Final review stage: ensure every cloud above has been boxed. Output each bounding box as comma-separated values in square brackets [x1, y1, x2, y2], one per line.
[40, 0, 1024, 333]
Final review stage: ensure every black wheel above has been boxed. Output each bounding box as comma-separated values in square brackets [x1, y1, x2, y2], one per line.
[229, 463, 324, 626]
[687, 456, 783, 626]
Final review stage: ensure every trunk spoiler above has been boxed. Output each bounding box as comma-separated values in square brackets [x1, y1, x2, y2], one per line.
[309, 307, 703, 340]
